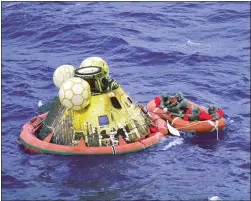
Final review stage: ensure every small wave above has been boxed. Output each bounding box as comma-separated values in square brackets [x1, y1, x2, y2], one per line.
[225, 88, 250, 100]
[103, 36, 129, 46]
[119, 27, 141, 35]
[37, 30, 61, 41]
[7, 30, 37, 40]
[2, 174, 29, 189]
[115, 11, 166, 23]
[238, 162, 250, 170]
[2, 2, 22, 9]
[178, 53, 223, 66]
[57, 23, 93, 32]
[162, 138, 184, 150]
[141, 36, 162, 43]
[86, 2, 99, 6]
[131, 47, 186, 66]
[222, 55, 243, 62]
[186, 39, 211, 48]
[242, 46, 250, 51]
[208, 8, 250, 23]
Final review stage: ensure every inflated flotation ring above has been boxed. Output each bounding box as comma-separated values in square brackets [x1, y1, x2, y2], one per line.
[19, 112, 168, 155]
[147, 98, 226, 133]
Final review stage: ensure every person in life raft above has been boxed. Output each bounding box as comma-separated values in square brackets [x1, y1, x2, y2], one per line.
[154, 92, 224, 121]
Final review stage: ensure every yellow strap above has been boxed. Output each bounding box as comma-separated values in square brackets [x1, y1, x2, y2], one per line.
[96, 79, 102, 92]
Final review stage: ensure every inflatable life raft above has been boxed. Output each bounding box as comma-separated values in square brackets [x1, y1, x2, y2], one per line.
[147, 98, 226, 133]
[19, 112, 167, 155]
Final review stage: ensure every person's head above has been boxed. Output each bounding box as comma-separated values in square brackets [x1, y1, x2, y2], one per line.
[208, 104, 217, 114]
[192, 105, 200, 115]
[176, 92, 184, 101]
[162, 92, 169, 102]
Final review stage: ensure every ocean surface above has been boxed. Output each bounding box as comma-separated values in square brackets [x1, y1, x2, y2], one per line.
[1, 2, 250, 201]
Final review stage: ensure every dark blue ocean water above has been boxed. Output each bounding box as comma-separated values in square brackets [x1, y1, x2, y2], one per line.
[1, 2, 250, 201]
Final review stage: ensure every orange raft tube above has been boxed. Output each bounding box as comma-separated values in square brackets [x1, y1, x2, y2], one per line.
[19, 112, 168, 155]
[147, 99, 226, 133]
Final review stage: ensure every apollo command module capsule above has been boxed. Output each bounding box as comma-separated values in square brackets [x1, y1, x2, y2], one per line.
[19, 57, 168, 155]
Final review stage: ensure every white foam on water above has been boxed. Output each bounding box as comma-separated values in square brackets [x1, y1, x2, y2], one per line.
[38, 100, 43, 107]
[3, 2, 21, 8]
[162, 138, 184, 151]
[186, 39, 211, 48]
[226, 117, 234, 123]
[208, 196, 222, 201]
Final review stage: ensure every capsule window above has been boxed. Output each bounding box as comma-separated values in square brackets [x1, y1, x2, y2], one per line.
[110, 97, 122, 109]
[98, 115, 109, 127]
